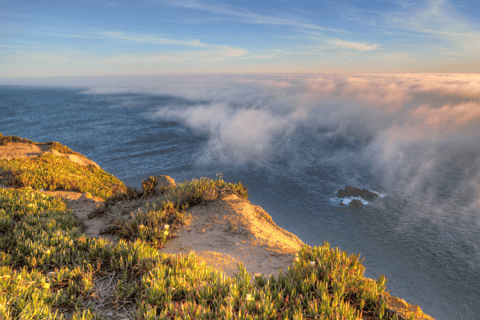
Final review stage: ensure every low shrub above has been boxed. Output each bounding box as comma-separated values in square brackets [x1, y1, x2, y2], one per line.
[0, 154, 126, 199]
[111, 201, 187, 248]
[165, 174, 248, 210]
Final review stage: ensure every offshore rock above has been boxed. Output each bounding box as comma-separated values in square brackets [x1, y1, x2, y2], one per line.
[349, 199, 363, 207]
[337, 186, 379, 199]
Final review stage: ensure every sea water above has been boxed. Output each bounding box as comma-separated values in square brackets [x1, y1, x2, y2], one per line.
[1, 74, 479, 319]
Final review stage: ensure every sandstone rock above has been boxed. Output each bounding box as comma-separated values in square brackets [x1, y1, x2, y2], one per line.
[337, 186, 379, 199]
[384, 292, 435, 320]
[153, 175, 176, 192]
[349, 199, 363, 207]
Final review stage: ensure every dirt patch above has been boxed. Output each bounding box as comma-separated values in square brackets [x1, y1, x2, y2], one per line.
[159, 193, 305, 279]
[0, 141, 100, 168]
[42, 190, 167, 244]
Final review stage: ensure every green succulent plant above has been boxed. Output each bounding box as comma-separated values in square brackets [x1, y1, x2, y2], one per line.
[0, 139, 400, 319]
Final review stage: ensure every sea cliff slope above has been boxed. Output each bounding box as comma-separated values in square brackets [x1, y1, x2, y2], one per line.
[0, 133, 434, 320]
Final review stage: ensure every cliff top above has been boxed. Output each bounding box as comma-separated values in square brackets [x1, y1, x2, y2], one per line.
[0, 134, 434, 320]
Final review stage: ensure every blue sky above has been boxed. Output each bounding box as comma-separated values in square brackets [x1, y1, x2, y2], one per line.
[1, 0, 479, 77]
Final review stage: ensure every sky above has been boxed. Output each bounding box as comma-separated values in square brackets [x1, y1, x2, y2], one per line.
[1, 0, 479, 77]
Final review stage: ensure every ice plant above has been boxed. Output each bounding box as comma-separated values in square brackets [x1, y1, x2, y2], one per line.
[0, 138, 398, 319]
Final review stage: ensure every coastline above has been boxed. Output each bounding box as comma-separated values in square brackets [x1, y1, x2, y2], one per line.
[0, 136, 435, 320]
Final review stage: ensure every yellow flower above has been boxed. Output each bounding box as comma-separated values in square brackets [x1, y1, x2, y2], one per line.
[246, 294, 253, 301]
[43, 283, 50, 289]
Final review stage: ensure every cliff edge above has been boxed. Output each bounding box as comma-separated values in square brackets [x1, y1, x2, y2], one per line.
[0, 136, 435, 320]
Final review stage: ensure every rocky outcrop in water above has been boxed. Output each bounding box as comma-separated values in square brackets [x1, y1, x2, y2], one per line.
[337, 186, 379, 199]
[349, 199, 363, 207]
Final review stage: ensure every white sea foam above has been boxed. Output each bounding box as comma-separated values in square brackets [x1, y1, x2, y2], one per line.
[330, 197, 371, 206]
[4, 73, 480, 222]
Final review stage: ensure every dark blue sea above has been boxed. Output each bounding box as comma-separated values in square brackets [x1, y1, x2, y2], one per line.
[1, 74, 479, 320]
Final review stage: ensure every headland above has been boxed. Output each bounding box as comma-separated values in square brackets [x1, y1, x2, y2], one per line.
[0, 133, 434, 320]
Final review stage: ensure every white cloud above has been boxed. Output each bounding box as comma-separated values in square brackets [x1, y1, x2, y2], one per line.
[254, 54, 272, 59]
[225, 48, 247, 57]
[334, 40, 380, 51]
[205, 47, 248, 61]
[104, 31, 209, 47]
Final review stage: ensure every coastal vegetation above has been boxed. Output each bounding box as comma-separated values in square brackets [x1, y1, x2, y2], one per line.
[0, 154, 126, 200]
[0, 135, 410, 319]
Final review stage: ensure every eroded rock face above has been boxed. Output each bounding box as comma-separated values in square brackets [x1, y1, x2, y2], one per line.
[337, 186, 379, 199]
[383, 293, 435, 320]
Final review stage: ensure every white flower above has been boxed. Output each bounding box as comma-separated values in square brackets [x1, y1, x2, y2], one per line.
[164, 224, 169, 229]
[294, 257, 300, 262]
[246, 294, 253, 301]
[309, 261, 315, 266]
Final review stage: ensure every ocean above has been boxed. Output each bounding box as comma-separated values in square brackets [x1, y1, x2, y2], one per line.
[1, 73, 479, 319]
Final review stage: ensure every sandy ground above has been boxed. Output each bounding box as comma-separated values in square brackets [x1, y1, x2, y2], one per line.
[160, 192, 304, 279]
[0, 140, 100, 168]
[0, 141, 435, 320]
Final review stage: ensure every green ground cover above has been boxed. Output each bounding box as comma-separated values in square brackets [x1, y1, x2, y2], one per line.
[0, 154, 126, 200]
[0, 136, 406, 319]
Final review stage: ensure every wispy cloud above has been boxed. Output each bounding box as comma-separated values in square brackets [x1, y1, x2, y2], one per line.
[102, 31, 248, 60]
[396, 0, 480, 52]
[151, 0, 348, 33]
[346, 0, 480, 53]
[254, 54, 272, 59]
[104, 31, 210, 47]
[0, 44, 250, 77]
[333, 39, 380, 51]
